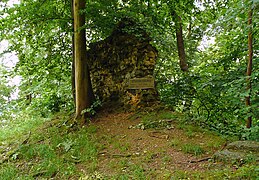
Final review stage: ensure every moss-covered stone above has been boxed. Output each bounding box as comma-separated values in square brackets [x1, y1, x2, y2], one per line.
[213, 141, 259, 163]
[226, 141, 259, 152]
[87, 20, 159, 110]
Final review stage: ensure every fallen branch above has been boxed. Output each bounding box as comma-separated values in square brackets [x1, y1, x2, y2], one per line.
[189, 142, 228, 163]
[22, 131, 31, 145]
[148, 131, 169, 139]
[189, 157, 211, 163]
[32, 170, 48, 177]
[98, 152, 132, 158]
[110, 154, 132, 158]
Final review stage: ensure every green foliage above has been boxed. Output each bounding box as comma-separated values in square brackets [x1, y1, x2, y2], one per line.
[155, 0, 259, 138]
[0, 0, 218, 118]
[1, 0, 73, 116]
[0, 0, 246, 126]
[0, 63, 14, 119]
[81, 98, 102, 116]
[242, 125, 259, 141]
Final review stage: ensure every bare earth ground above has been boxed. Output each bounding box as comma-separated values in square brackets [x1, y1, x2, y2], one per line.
[79, 111, 226, 178]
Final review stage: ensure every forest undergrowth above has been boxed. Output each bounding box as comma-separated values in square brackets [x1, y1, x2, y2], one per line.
[0, 109, 258, 179]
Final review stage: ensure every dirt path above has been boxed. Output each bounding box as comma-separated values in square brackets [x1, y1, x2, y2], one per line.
[89, 111, 222, 178]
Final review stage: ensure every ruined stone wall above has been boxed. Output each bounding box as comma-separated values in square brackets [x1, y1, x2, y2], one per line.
[87, 24, 159, 109]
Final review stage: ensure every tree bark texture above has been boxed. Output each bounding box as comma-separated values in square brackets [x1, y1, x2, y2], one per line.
[173, 12, 188, 72]
[73, 0, 94, 124]
[245, 9, 253, 128]
[71, 0, 76, 106]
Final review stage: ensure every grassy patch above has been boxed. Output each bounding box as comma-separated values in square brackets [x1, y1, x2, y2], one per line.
[0, 164, 20, 180]
[181, 143, 205, 156]
[0, 111, 51, 143]
[136, 111, 181, 129]
[170, 138, 181, 147]
[113, 141, 130, 152]
[130, 165, 146, 180]
[168, 165, 259, 180]
[0, 112, 98, 179]
[156, 111, 180, 120]
[1, 110, 257, 179]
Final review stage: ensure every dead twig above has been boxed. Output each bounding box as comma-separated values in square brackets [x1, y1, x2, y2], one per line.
[22, 131, 31, 144]
[98, 152, 132, 158]
[148, 131, 169, 139]
[189, 157, 211, 163]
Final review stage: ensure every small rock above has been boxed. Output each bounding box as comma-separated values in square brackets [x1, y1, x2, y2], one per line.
[226, 141, 259, 152]
[213, 141, 259, 163]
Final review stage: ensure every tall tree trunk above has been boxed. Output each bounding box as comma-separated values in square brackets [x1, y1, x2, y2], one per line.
[245, 8, 253, 128]
[71, 0, 76, 106]
[72, 44, 76, 106]
[172, 11, 189, 72]
[171, 10, 192, 111]
[73, 0, 94, 124]
[26, 80, 32, 105]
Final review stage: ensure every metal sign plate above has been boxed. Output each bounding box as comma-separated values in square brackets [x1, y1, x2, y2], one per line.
[128, 77, 155, 89]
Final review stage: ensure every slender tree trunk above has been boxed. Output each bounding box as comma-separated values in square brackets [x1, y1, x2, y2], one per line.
[73, 0, 94, 124]
[245, 9, 253, 128]
[187, 22, 192, 39]
[71, 0, 76, 106]
[172, 11, 189, 72]
[171, 10, 192, 111]
[26, 93, 32, 105]
[72, 44, 76, 105]
[26, 80, 32, 105]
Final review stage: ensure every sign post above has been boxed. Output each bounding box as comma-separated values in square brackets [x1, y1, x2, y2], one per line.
[128, 77, 155, 89]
